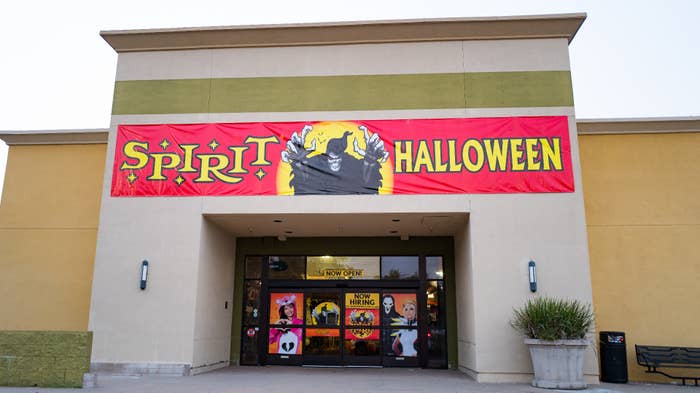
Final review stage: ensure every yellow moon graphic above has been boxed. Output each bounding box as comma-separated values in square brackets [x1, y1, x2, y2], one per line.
[276, 121, 394, 195]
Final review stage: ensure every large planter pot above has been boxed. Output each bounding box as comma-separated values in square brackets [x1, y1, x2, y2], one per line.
[524, 338, 588, 390]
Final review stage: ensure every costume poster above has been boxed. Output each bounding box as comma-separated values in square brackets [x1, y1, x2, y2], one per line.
[268, 292, 303, 355]
[382, 293, 418, 357]
[112, 116, 574, 196]
[306, 296, 340, 326]
[344, 292, 380, 326]
[344, 292, 380, 340]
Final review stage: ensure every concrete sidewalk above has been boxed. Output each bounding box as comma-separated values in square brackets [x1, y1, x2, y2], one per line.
[0, 367, 694, 393]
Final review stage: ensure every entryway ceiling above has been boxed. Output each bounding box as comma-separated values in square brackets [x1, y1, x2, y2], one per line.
[206, 213, 468, 238]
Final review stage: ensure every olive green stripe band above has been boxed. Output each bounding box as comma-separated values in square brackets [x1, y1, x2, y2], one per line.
[112, 71, 573, 115]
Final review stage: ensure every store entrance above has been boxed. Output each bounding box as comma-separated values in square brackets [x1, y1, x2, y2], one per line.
[267, 288, 419, 367]
[239, 253, 449, 368]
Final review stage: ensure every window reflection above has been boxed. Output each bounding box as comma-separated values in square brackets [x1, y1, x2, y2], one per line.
[426, 256, 444, 280]
[244, 280, 261, 325]
[344, 329, 380, 356]
[245, 256, 263, 279]
[381, 256, 419, 280]
[268, 256, 305, 279]
[305, 328, 340, 355]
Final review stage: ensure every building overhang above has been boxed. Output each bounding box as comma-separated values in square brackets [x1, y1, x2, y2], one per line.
[0, 129, 108, 145]
[100, 13, 587, 53]
[577, 117, 700, 135]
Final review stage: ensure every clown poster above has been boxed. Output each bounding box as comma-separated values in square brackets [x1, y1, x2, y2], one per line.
[268, 292, 303, 355]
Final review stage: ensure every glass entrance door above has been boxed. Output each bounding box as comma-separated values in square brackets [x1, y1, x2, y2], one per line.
[266, 288, 419, 367]
[380, 290, 419, 367]
[304, 290, 342, 365]
[343, 290, 381, 365]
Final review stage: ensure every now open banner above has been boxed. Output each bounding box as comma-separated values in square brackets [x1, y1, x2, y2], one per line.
[111, 116, 574, 196]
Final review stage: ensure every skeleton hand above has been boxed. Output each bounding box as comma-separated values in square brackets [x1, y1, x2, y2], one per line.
[353, 125, 389, 164]
[281, 125, 316, 164]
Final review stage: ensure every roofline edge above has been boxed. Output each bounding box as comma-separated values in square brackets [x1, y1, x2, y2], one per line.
[100, 13, 587, 53]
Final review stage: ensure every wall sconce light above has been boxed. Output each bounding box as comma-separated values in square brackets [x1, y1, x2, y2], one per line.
[528, 260, 537, 293]
[140, 260, 149, 290]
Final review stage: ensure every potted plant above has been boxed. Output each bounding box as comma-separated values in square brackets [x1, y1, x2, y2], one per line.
[511, 296, 594, 390]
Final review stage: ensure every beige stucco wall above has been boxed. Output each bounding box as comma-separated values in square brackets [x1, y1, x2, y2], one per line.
[89, 196, 204, 367]
[454, 219, 476, 373]
[580, 132, 700, 383]
[192, 218, 235, 374]
[0, 144, 105, 330]
[114, 38, 570, 81]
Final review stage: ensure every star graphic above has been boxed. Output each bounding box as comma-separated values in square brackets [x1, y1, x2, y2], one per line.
[174, 175, 185, 186]
[127, 172, 137, 183]
[208, 139, 220, 151]
[159, 139, 170, 150]
[255, 168, 266, 180]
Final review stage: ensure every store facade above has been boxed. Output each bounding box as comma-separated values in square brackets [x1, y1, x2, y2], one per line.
[85, 14, 596, 382]
[0, 14, 618, 385]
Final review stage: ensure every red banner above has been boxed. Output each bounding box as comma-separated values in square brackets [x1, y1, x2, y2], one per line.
[112, 116, 573, 196]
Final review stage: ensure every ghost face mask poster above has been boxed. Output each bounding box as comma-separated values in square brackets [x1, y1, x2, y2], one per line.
[382, 293, 418, 358]
[269, 292, 304, 355]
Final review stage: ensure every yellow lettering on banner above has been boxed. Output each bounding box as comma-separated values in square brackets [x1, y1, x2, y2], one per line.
[245, 136, 279, 165]
[414, 140, 434, 173]
[227, 146, 249, 174]
[195, 154, 243, 183]
[510, 138, 525, 171]
[148, 153, 182, 180]
[525, 138, 541, 171]
[394, 141, 413, 173]
[447, 140, 462, 172]
[179, 144, 199, 173]
[120, 141, 149, 170]
[541, 138, 563, 171]
[462, 139, 484, 173]
[484, 139, 509, 171]
[433, 140, 447, 172]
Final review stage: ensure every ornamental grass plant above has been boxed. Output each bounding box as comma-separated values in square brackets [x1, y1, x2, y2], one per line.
[511, 296, 594, 341]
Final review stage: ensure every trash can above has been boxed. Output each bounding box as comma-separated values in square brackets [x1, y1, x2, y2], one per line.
[599, 331, 628, 383]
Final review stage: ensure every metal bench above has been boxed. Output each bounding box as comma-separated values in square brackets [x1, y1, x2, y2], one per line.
[635, 344, 700, 386]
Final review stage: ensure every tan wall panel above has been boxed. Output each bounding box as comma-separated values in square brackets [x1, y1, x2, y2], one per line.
[580, 133, 700, 226]
[588, 226, 700, 382]
[0, 229, 97, 330]
[0, 144, 105, 331]
[0, 145, 106, 229]
[580, 132, 700, 383]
